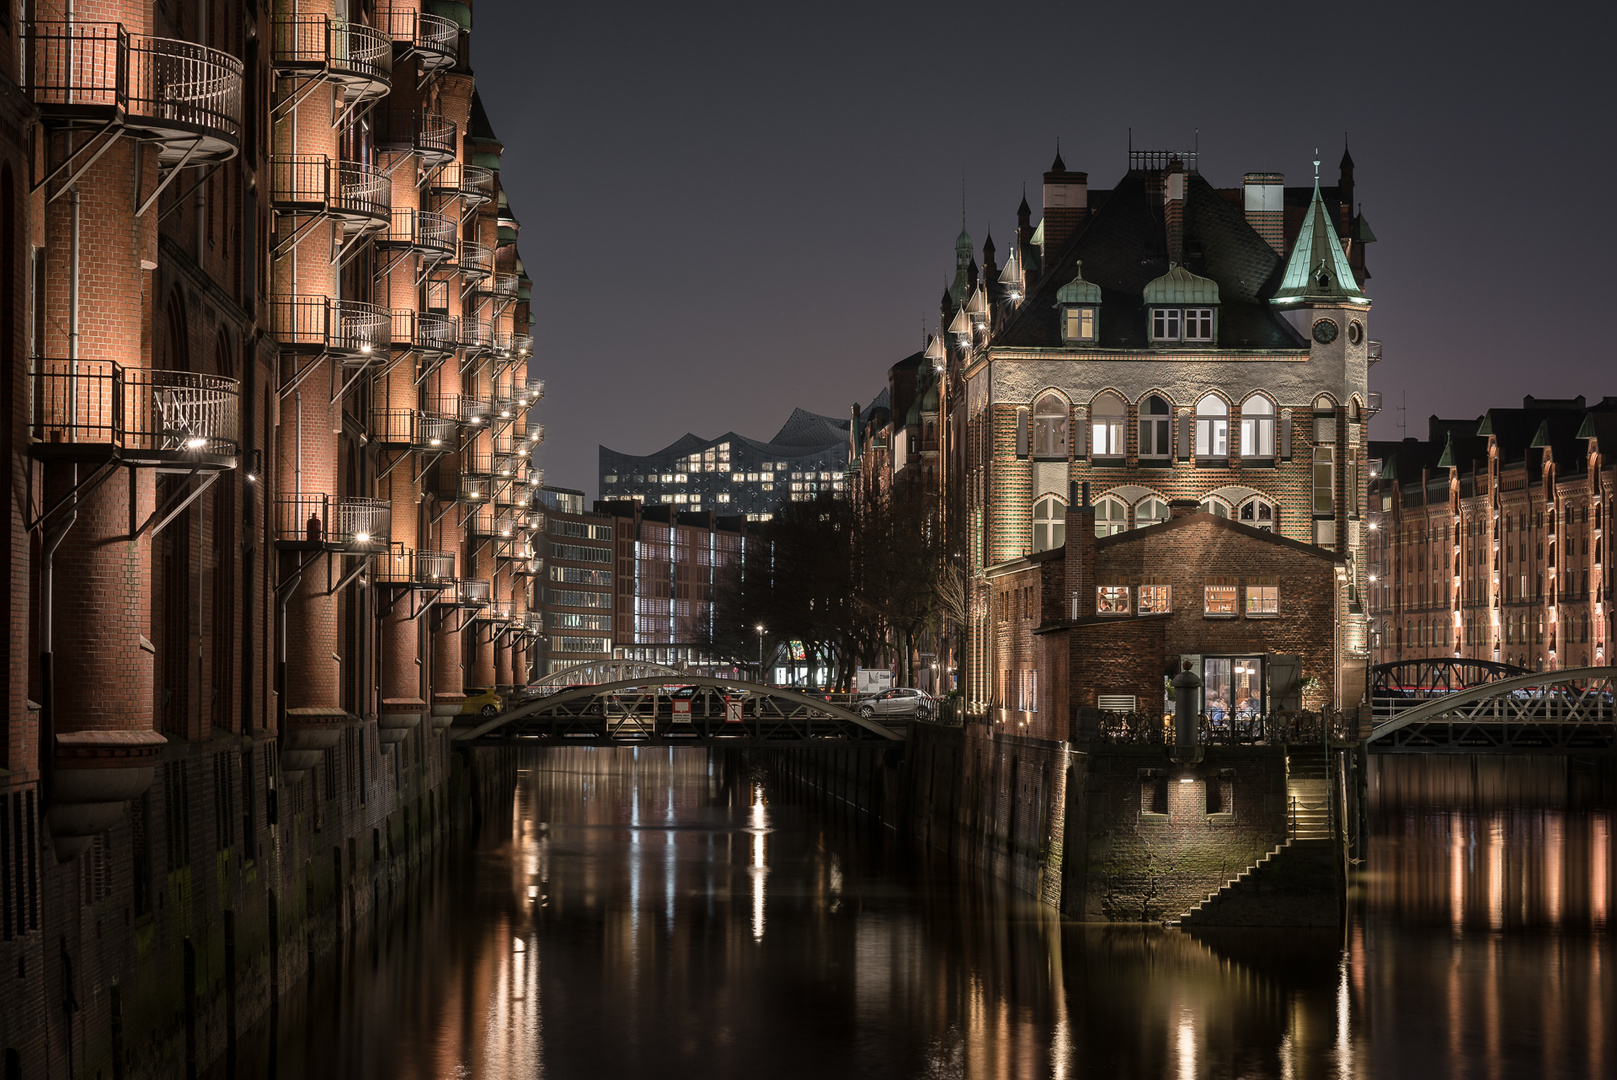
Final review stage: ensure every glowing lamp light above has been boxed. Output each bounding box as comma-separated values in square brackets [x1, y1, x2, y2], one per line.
[430, 438, 442, 447]
[245, 472, 258, 483]
[355, 532, 371, 544]
[185, 437, 206, 449]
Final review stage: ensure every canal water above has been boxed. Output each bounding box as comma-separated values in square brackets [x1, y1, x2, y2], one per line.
[217, 749, 1613, 1079]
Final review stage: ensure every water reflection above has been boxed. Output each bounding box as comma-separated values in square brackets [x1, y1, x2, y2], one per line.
[216, 749, 1615, 1079]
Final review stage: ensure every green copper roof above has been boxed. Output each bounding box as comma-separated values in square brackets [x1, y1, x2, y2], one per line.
[1274, 180, 1364, 303]
[1054, 262, 1101, 305]
[472, 150, 500, 170]
[1030, 219, 1044, 247]
[425, 0, 471, 30]
[1353, 212, 1377, 244]
[1578, 413, 1599, 439]
[1529, 419, 1551, 449]
[1143, 263, 1219, 306]
[1436, 431, 1457, 468]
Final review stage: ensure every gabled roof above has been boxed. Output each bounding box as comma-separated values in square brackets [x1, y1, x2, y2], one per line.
[1142, 263, 1219, 305]
[1274, 180, 1363, 302]
[769, 407, 852, 448]
[1054, 262, 1101, 305]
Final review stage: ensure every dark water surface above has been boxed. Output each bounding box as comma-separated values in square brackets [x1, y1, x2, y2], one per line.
[218, 750, 1614, 1079]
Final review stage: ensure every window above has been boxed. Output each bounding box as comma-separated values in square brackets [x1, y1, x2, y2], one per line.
[1203, 658, 1263, 719]
[1097, 585, 1130, 614]
[1240, 396, 1275, 458]
[1091, 392, 1125, 456]
[1184, 307, 1214, 341]
[1032, 495, 1065, 553]
[1199, 498, 1230, 518]
[1195, 395, 1228, 458]
[1138, 395, 1172, 459]
[1151, 307, 1180, 341]
[1139, 584, 1171, 614]
[1095, 496, 1127, 537]
[1313, 398, 1337, 443]
[1246, 583, 1279, 616]
[1032, 394, 1069, 459]
[1313, 447, 1335, 515]
[1063, 305, 1096, 343]
[1239, 499, 1276, 531]
[1135, 498, 1169, 529]
[1204, 581, 1238, 616]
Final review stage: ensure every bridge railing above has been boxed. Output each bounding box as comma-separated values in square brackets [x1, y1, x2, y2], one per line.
[1079, 709, 1354, 745]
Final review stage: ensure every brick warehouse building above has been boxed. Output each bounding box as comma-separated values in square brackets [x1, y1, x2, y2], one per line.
[949, 146, 1380, 719]
[0, 2, 541, 1073]
[1367, 397, 1617, 671]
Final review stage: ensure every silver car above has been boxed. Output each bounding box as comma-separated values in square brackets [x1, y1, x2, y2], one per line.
[856, 687, 933, 721]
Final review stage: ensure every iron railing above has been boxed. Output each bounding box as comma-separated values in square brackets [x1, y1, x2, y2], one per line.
[457, 241, 494, 280]
[376, 107, 456, 163]
[460, 452, 494, 478]
[466, 505, 497, 536]
[1079, 709, 1354, 745]
[370, 408, 455, 449]
[458, 579, 492, 607]
[27, 21, 244, 153]
[373, 545, 454, 588]
[275, 493, 389, 548]
[383, 207, 456, 255]
[481, 271, 519, 298]
[417, 550, 456, 584]
[378, 6, 458, 70]
[272, 297, 389, 357]
[30, 361, 240, 459]
[388, 309, 457, 353]
[459, 318, 494, 352]
[439, 395, 490, 425]
[427, 161, 494, 204]
[486, 600, 515, 622]
[271, 15, 391, 101]
[270, 155, 389, 224]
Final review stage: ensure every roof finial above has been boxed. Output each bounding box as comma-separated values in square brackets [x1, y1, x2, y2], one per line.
[1313, 148, 1320, 181]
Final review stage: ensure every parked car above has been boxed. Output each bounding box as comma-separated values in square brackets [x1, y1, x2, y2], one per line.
[460, 687, 504, 717]
[855, 687, 933, 720]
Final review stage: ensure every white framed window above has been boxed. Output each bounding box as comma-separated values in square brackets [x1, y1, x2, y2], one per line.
[1135, 498, 1169, 529]
[1092, 392, 1125, 456]
[1063, 306, 1096, 343]
[1097, 586, 1130, 614]
[1239, 499, 1276, 531]
[1204, 582, 1238, 616]
[1184, 307, 1214, 341]
[1138, 394, 1172, 459]
[1240, 395, 1275, 458]
[1032, 495, 1066, 553]
[1195, 395, 1228, 457]
[1032, 394, 1069, 459]
[1246, 584, 1279, 616]
[1139, 584, 1171, 614]
[1313, 447, 1335, 515]
[1095, 496, 1127, 537]
[1200, 498, 1230, 518]
[1151, 307, 1181, 341]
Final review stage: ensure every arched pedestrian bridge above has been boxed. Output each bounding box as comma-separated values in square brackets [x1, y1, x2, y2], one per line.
[1367, 667, 1617, 752]
[452, 677, 903, 747]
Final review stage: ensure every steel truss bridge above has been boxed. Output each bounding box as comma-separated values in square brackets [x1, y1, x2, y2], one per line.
[452, 677, 903, 748]
[1367, 667, 1617, 752]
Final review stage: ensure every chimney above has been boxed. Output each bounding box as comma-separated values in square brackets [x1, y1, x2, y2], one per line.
[1063, 481, 1096, 621]
[1169, 498, 1199, 520]
[1042, 148, 1088, 258]
[1242, 172, 1285, 255]
[1164, 157, 1185, 265]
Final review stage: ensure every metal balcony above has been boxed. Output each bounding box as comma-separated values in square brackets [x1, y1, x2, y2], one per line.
[1368, 340, 1383, 364]
[389, 309, 457, 355]
[485, 600, 515, 623]
[416, 550, 456, 585]
[478, 271, 519, 299]
[380, 207, 456, 258]
[456, 241, 494, 281]
[492, 453, 529, 482]
[272, 297, 390, 361]
[459, 318, 494, 354]
[1367, 391, 1383, 416]
[494, 533, 533, 562]
[271, 15, 391, 105]
[457, 579, 492, 608]
[427, 161, 493, 206]
[371, 408, 456, 450]
[30, 361, 240, 470]
[270, 156, 390, 231]
[440, 395, 491, 426]
[460, 452, 494, 478]
[379, 7, 458, 75]
[275, 493, 390, 550]
[466, 504, 496, 536]
[377, 108, 456, 166]
[26, 21, 244, 163]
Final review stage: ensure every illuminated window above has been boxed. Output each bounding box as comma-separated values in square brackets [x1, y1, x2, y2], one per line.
[1239, 395, 1274, 457]
[1204, 582, 1238, 616]
[1195, 395, 1228, 457]
[1246, 584, 1279, 616]
[1097, 585, 1130, 614]
[1095, 496, 1127, 537]
[1138, 584, 1171, 614]
[1091, 392, 1125, 456]
[1032, 495, 1066, 553]
[1063, 305, 1096, 343]
[1138, 395, 1171, 459]
[1135, 498, 1168, 529]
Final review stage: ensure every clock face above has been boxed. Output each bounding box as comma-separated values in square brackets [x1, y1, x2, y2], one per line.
[1312, 319, 1339, 345]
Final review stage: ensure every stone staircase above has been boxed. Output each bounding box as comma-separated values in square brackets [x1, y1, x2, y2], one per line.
[1173, 747, 1339, 928]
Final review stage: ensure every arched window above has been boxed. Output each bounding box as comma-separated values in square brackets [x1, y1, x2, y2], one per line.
[1239, 498, 1276, 531]
[1095, 496, 1127, 537]
[1091, 392, 1125, 457]
[1195, 394, 1228, 458]
[1138, 394, 1172, 460]
[1135, 498, 1169, 529]
[1032, 495, 1066, 553]
[1199, 497, 1230, 518]
[1032, 394, 1069, 459]
[1239, 395, 1274, 458]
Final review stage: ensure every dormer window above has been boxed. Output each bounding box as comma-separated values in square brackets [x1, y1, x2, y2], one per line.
[1055, 261, 1102, 346]
[1143, 265, 1220, 346]
[1152, 306, 1214, 343]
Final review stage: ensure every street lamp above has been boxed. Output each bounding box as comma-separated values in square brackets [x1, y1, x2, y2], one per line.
[755, 624, 766, 684]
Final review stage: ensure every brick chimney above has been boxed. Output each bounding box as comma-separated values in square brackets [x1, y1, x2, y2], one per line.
[1242, 172, 1285, 255]
[1042, 147, 1089, 258]
[1169, 498, 1199, 520]
[1164, 157, 1185, 264]
[1064, 481, 1097, 620]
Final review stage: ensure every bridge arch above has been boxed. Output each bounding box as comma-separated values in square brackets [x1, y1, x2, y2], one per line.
[1368, 666, 1617, 750]
[530, 659, 685, 687]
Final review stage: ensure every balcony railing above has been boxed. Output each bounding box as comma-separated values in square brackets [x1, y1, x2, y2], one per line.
[270, 155, 390, 227]
[376, 107, 456, 165]
[427, 161, 493, 205]
[1368, 340, 1383, 363]
[27, 21, 244, 162]
[459, 318, 494, 353]
[382, 207, 456, 256]
[438, 395, 490, 425]
[479, 271, 519, 299]
[492, 454, 528, 482]
[457, 241, 494, 281]
[1367, 391, 1383, 416]
[460, 452, 494, 478]
[466, 504, 496, 535]
[417, 550, 456, 584]
[30, 361, 240, 467]
[273, 297, 390, 360]
[379, 7, 458, 73]
[389, 309, 457, 354]
[458, 579, 492, 607]
[271, 15, 391, 103]
[275, 493, 390, 549]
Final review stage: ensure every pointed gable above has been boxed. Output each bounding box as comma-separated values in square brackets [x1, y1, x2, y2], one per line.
[1275, 181, 1363, 302]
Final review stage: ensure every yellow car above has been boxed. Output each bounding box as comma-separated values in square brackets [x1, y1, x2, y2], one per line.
[460, 687, 504, 718]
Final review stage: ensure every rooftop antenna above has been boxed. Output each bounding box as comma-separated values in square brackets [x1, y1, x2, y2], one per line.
[1397, 390, 1408, 439]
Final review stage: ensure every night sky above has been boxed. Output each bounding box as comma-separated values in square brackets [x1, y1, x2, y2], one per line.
[474, 0, 1616, 499]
